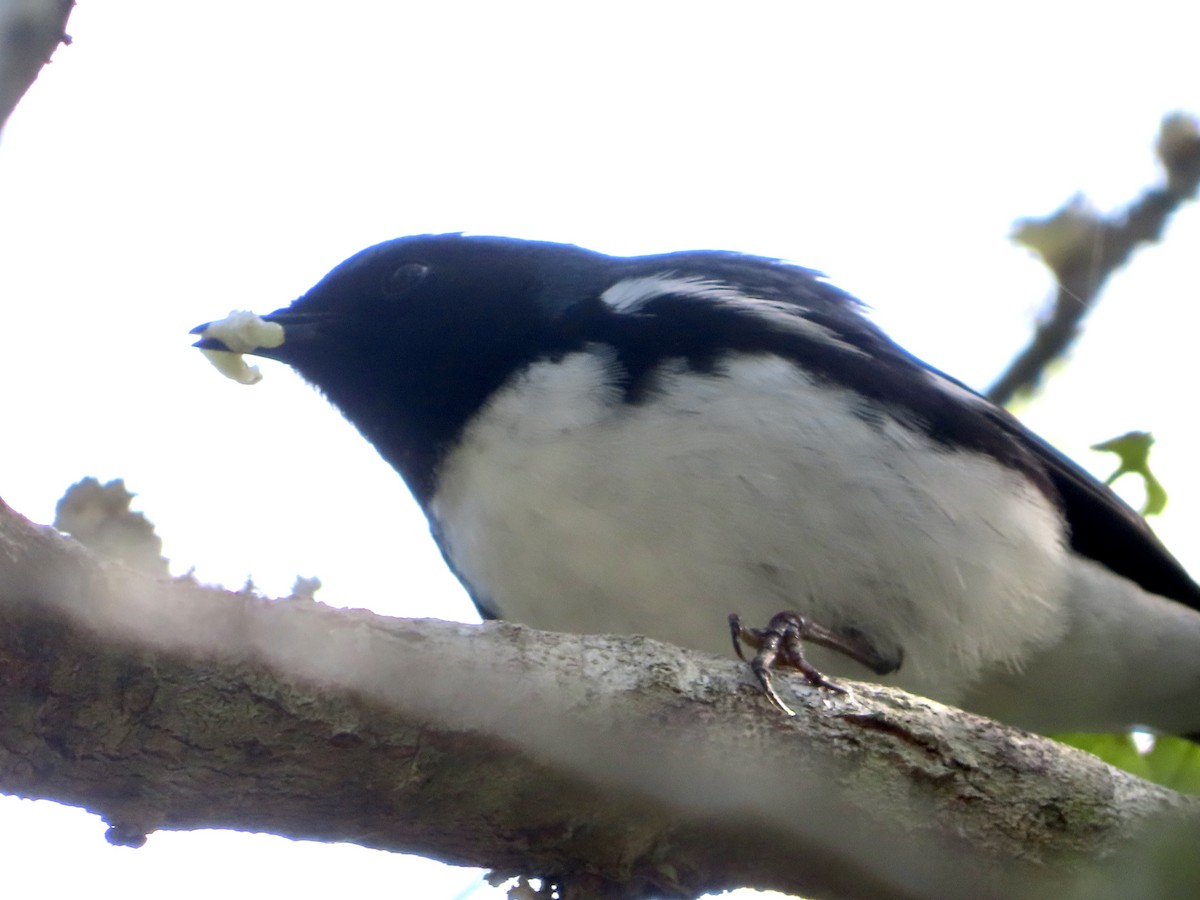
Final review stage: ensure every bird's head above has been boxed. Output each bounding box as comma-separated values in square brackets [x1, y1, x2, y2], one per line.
[191, 234, 609, 498]
[195, 234, 599, 368]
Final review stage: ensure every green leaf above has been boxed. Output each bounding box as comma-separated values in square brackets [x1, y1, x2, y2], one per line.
[1142, 736, 1200, 795]
[1053, 732, 1200, 794]
[1092, 430, 1168, 516]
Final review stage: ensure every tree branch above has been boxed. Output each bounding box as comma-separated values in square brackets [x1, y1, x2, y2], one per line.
[0, 496, 1196, 900]
[0, 0, 74, 129]
[987, 114, 1200, 406]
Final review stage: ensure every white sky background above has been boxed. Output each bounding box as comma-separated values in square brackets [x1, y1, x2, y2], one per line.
[1, 2, 1198, 898]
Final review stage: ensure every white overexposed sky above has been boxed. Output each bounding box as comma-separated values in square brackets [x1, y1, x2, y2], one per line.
[1, 3, 1198, 898]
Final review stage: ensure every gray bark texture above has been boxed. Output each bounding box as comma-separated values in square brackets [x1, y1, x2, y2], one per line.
[1, 497, 1198, 900]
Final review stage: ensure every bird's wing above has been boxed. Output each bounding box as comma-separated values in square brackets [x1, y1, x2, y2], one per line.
[599, 253, 1200, 611]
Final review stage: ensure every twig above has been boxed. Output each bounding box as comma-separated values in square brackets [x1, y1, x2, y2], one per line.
[987, 114, 1200, 406]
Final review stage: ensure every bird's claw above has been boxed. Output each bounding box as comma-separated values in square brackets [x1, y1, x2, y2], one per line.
[729, 611, 861, 714]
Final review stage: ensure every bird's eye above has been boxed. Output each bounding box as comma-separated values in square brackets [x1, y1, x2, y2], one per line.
[383, 262, 430, 297]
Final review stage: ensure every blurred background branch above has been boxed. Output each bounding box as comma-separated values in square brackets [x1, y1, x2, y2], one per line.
[988, 114, 1200, 406]
[0, 0, 73, 129]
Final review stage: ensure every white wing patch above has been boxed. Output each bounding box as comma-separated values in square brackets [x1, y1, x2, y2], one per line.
[600, 275, 753, 312]
[601, 273, 868, 357]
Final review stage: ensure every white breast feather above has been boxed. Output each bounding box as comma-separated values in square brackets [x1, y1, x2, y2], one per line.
[431, 349, 1070, 705]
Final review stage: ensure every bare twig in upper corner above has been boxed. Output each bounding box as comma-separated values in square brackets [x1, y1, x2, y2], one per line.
[987, 114, 1200, 407]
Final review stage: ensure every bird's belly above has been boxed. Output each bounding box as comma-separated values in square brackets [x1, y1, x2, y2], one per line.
[431, 350, 1070, 703]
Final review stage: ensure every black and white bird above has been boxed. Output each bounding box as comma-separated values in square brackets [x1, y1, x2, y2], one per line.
[193, 234, 1200, 738]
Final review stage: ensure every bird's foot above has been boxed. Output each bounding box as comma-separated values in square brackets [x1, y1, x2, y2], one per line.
[728, 611, 882, 715]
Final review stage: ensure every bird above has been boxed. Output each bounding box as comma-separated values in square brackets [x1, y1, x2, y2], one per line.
[192, 233, 1200, 739]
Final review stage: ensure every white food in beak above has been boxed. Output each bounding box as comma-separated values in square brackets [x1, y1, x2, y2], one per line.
[198, 311, 285, 385]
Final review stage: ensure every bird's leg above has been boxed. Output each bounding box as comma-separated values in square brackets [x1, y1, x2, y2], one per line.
[730, 611, 877, 715]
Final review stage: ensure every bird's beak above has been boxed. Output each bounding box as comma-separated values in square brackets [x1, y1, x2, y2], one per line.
[190, 308, 294, 360]
[191, 308, 322, 384]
